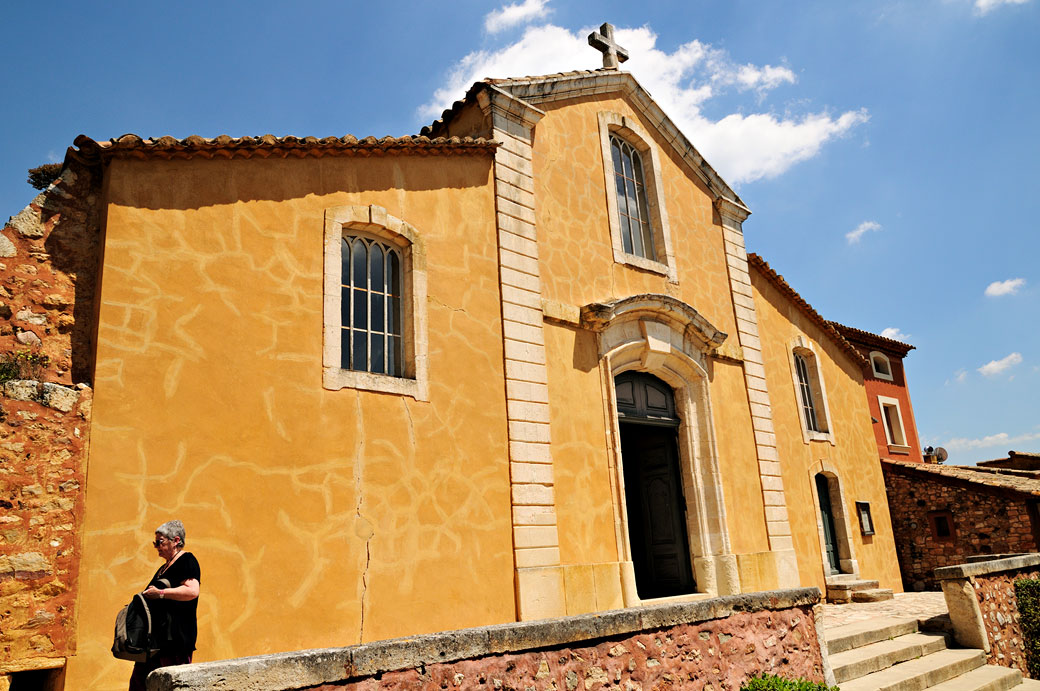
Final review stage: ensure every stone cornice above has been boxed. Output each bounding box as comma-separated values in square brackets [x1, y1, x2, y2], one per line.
[475, 83, 546, 130]
[581, 294, 727, 349]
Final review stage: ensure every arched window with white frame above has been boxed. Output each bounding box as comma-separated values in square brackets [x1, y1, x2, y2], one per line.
[788, 338, 835, 444]
[869, 351, 893, 381]
[323, 205, 428, 400]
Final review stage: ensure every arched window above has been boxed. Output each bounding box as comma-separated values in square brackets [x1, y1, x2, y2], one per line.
[341, 236, 402, 376]
[323, 205, 428, 400]
[794, 353, 822, 433]
[870, 351, 893, 381]
[788, 339, 834, 443]
[610, 135, 656, 261]
[597, 112, 677, 281]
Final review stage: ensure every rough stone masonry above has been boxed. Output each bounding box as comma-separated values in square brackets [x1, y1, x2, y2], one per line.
[0, 157, 101, 683]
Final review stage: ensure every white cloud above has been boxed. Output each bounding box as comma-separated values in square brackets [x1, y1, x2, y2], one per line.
[978, 352, 1023, 376]
[984, 277, 1026, 296]
[880, 327, 910, 341]
[945, 430, 1040, 451]
[974, 0, 1031, 16]
[420, 24, 868, 185]
[484, 0, 551, 34]
[846, 220, 881, 244]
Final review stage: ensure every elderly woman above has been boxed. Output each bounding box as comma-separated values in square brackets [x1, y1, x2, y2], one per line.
[128, 520, 201, 691]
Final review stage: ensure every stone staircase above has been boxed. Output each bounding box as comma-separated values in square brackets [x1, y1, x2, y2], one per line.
[826, 574, 894, 603]
[824, 616, 1040, 690]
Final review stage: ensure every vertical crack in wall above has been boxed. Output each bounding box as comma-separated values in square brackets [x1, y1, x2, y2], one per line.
[353, 392, 373, 643]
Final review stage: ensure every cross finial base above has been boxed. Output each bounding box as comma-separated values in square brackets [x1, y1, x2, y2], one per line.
[588, 22, 629, 70]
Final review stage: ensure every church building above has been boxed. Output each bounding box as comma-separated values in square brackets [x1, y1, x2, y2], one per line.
[0, 26, 904, 689]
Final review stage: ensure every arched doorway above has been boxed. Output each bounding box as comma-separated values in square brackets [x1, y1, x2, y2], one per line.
[815, 473, 840, 574]
[615, 371, 696, 598]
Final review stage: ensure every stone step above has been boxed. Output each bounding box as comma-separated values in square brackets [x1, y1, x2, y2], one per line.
[830, 631, 951, 683]
[825, 616, 921, 655]
[827, 578, 880, 591]
[1014, 680, 1040, 690]
[925, 665, 1023, 691]
[853, 587, 896, 603]
[827, 579, 881, 602]
[838, 648, 987, 691]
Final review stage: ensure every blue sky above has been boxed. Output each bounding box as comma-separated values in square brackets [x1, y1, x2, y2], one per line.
[1, 0, 1036, 464]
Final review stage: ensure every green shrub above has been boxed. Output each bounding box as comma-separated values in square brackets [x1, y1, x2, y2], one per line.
[27, 163, 62, 190]
[0, 349, 50, 382]
[741, 674, 839, 691]
[1016, 578, 1040, 678]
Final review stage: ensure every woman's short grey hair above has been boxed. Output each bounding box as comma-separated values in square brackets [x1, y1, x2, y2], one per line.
[155, 520, 186, 547]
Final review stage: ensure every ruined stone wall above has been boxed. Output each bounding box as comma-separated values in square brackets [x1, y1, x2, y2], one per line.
[149, 589, 831, 691]
[883, 464, 1037, 591]
[0, 160, 100, 683]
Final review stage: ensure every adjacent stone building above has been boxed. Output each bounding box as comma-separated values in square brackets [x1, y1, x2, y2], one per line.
[0, 165, 99, 690]
[3, 40, 905, 689]
[883, 459, 1040, 591]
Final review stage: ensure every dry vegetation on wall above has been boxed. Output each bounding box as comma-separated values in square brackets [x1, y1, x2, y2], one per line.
[0, 161, 101, 676]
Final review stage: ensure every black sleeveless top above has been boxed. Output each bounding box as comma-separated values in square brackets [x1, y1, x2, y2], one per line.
[148, 552, 201, 653]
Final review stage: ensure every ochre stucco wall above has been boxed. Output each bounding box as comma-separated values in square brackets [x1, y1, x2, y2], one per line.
[528, 95, 774, 596]
[751, 271, 903, 594]
[68, 153, 515, 689]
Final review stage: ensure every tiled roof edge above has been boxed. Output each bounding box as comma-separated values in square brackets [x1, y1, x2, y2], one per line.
[72, 133, 498, 162]
[830, 321, 915, 356]
[881, 458, 1040, 498]
[746, 253, 868, 367]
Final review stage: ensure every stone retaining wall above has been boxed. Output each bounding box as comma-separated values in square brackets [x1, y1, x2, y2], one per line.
[149, 588, 830, 691]
[936, 554, 1040, 677]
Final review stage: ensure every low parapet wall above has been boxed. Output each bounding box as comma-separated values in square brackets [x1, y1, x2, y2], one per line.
[936, 553, 1040, 676]
[149, 588, 830, 691]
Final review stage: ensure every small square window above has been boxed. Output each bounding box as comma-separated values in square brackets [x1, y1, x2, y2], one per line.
[928, 511, 956, 541]
[856, 501, 875, 536]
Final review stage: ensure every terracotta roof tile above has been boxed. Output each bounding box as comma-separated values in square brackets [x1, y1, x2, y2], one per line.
[830, 321, 915, 356]
[71, 133, 497, 163]
[883, 458, 1040, 498]
[746, 253, 867, 367]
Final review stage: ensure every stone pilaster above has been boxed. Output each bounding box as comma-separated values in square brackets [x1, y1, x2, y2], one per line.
[715, 198, 799, 588]
[476, 86, 566, 620]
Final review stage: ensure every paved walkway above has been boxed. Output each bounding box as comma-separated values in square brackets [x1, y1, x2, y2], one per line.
[818, 591, 948, 631]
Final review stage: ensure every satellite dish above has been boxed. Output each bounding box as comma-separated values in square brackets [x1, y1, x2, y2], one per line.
[935, 447, 948, 463]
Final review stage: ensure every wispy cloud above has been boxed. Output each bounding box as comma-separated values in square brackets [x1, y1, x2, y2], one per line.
[945, 429, 1040, 451]
[974, 0, 1032, 16]
[484, 0, 551, 34]
[420, 24, 868, 185]
[984, 277, 1026, 296]
[846, 220, 881, 244]
[978, 352, 1023, 376]
[880, 327, 910, 341]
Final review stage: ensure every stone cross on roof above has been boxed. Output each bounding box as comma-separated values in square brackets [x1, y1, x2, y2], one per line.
[588, 22, 629, 70]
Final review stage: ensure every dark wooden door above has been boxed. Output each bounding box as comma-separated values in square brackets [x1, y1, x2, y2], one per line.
[616, 372, 695, 599]
[816, 473, 840, 573]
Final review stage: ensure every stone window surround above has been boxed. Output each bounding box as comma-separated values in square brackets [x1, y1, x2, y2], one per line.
[596, 112, 678, 283]
[878, 394, 910, 452]
[870, 351, 894, 381]
[787, 337, 835, 445]
[583, 295, 738, 604]
[809, 462, 859, 577]
[322, 204, 429, 401]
